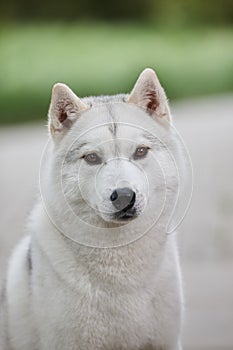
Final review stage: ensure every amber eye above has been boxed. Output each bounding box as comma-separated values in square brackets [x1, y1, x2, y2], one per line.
[134, 146, 150, 159]
[84, 153, 102, 165]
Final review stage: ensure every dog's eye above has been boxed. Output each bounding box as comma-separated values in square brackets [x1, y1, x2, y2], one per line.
[134, 146, 150, 159]
[84, 153, 102, 165]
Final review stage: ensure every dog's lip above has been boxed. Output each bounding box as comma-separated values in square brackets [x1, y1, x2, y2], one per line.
[113, 208, 137, 221]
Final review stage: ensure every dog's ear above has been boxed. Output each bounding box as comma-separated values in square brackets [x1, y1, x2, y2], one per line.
[48, 83, 88, 138]
[128, 68, 171, 122]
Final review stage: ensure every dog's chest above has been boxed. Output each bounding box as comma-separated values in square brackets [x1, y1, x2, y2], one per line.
[35, 270, 159, 350]
[32, 231, 171, 349]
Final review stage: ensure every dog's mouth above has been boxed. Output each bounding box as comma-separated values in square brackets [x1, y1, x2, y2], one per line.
[112, 207, 137, 222]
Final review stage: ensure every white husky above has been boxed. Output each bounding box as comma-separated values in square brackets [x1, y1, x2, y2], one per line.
[0, 69, 186, 350]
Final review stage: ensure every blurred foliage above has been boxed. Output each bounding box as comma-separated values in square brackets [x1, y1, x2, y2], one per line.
[0, 23, 233, 124]
[0, 0, 233, 124]
[0, 0, 233, 25]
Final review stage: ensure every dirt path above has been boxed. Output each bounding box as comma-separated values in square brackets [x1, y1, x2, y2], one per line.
[1, 94, 233, 349]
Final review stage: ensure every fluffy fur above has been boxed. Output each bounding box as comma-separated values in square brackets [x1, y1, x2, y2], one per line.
[0, 69, 184, 350]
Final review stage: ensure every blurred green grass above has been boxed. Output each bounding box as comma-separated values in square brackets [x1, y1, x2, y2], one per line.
[0, 23, 233, 124]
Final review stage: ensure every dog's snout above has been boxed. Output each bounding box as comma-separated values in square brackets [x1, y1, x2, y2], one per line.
[110, 187, 136, 212]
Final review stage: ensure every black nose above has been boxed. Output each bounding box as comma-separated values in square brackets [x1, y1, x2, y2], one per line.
[110, 187, 136, 212]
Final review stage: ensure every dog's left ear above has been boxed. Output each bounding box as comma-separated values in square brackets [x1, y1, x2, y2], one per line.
[48, 83, 89, 139]
[128, 68, 171, 122]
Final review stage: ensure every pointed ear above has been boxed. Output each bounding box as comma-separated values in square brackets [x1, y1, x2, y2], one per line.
[128, 68, 171, 122]
[48, 83, 88, 138]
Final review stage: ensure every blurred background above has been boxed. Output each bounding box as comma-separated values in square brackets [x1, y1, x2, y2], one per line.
[0, 1, 233, 349]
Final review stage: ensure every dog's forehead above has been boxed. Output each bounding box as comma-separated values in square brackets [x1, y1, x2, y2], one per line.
[71, 127, 146, 156]
[71, 102, 156, 142]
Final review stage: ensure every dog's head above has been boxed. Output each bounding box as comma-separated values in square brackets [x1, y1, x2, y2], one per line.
[46, 69, 180, 228]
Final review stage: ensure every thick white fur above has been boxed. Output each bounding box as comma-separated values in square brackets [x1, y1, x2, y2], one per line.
[0, 69, 184, 350]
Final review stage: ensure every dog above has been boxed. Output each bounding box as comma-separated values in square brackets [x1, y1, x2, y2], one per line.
[0, 68, 185, 350]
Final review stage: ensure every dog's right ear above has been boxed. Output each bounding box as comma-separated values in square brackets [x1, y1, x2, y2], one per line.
[48, 83, 88, 139]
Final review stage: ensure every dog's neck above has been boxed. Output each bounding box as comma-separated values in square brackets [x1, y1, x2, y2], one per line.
[32, 201, 170, 291]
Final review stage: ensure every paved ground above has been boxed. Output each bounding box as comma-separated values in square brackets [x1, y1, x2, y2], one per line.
[1, 95, 233, 349]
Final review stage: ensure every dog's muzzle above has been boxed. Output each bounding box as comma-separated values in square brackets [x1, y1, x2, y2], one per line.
[110, 187, 137, 220]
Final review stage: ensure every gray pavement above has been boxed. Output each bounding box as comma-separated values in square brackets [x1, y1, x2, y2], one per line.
[1, 95, 233, 349]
